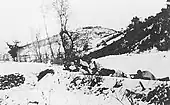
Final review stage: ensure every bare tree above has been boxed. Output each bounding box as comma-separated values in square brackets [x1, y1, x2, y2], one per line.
[52, 0, 74, 61]
[41, 0, 55, 60]
[32, 42, 40, 62]
[30, 28, 43, 62]
[35, 31, 43, 62]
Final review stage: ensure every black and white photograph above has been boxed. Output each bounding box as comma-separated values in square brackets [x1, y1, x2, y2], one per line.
[0, 0, 170, 105]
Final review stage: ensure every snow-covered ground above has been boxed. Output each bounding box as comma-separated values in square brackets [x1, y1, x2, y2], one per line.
[0, 62, 48, 75]
[0, 51, 170, 105]
[0, 62, 125, 105]
[97, 51, 170, 78]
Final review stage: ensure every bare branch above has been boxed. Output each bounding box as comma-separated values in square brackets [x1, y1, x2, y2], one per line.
[52, 0, 69, 30]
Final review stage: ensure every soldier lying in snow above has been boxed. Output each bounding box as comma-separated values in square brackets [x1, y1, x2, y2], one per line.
[78, 58, 129, 77]
[75, 58, 101, 74]
[130, 70, 169, 81]
[97, 68, 115, 76]
[130, 70, 156, 80]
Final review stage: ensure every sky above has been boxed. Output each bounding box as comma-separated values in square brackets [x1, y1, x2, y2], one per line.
[0, 0, 166, 53]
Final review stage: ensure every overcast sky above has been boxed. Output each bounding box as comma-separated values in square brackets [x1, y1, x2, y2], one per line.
[0, 0, 166, 53]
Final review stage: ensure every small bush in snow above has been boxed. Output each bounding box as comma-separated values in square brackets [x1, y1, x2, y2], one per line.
[0, 73, 25, 90]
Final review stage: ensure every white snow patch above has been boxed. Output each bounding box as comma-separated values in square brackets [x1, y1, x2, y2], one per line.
[97, 51, 170, 78]
[0, 62, 48, 75]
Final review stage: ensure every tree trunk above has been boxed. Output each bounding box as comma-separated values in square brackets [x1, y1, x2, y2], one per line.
[59, 29, 74, 58]
[59, 29, 75, 69]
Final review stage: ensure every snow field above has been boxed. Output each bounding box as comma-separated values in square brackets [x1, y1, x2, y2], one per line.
[97, 51, 170, 78]
[0, 51, 170, 105]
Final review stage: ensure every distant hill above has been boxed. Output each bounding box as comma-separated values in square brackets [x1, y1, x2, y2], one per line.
[88, 8, 170, 58]
[72, 26, 122, 53]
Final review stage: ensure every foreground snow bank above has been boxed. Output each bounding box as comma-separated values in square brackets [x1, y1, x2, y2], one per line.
[0, 52, 170, 105]
[0, 64, 169, 105]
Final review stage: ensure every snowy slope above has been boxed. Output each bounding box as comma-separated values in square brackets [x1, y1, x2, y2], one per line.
[73, 26, 122, 52]
[88, 11, 170, 58]
[0, 51, 170, 105]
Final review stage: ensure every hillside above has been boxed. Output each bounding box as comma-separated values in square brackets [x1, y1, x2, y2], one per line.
[88, 8, 170, 58]
[72, 26, 122, 52]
